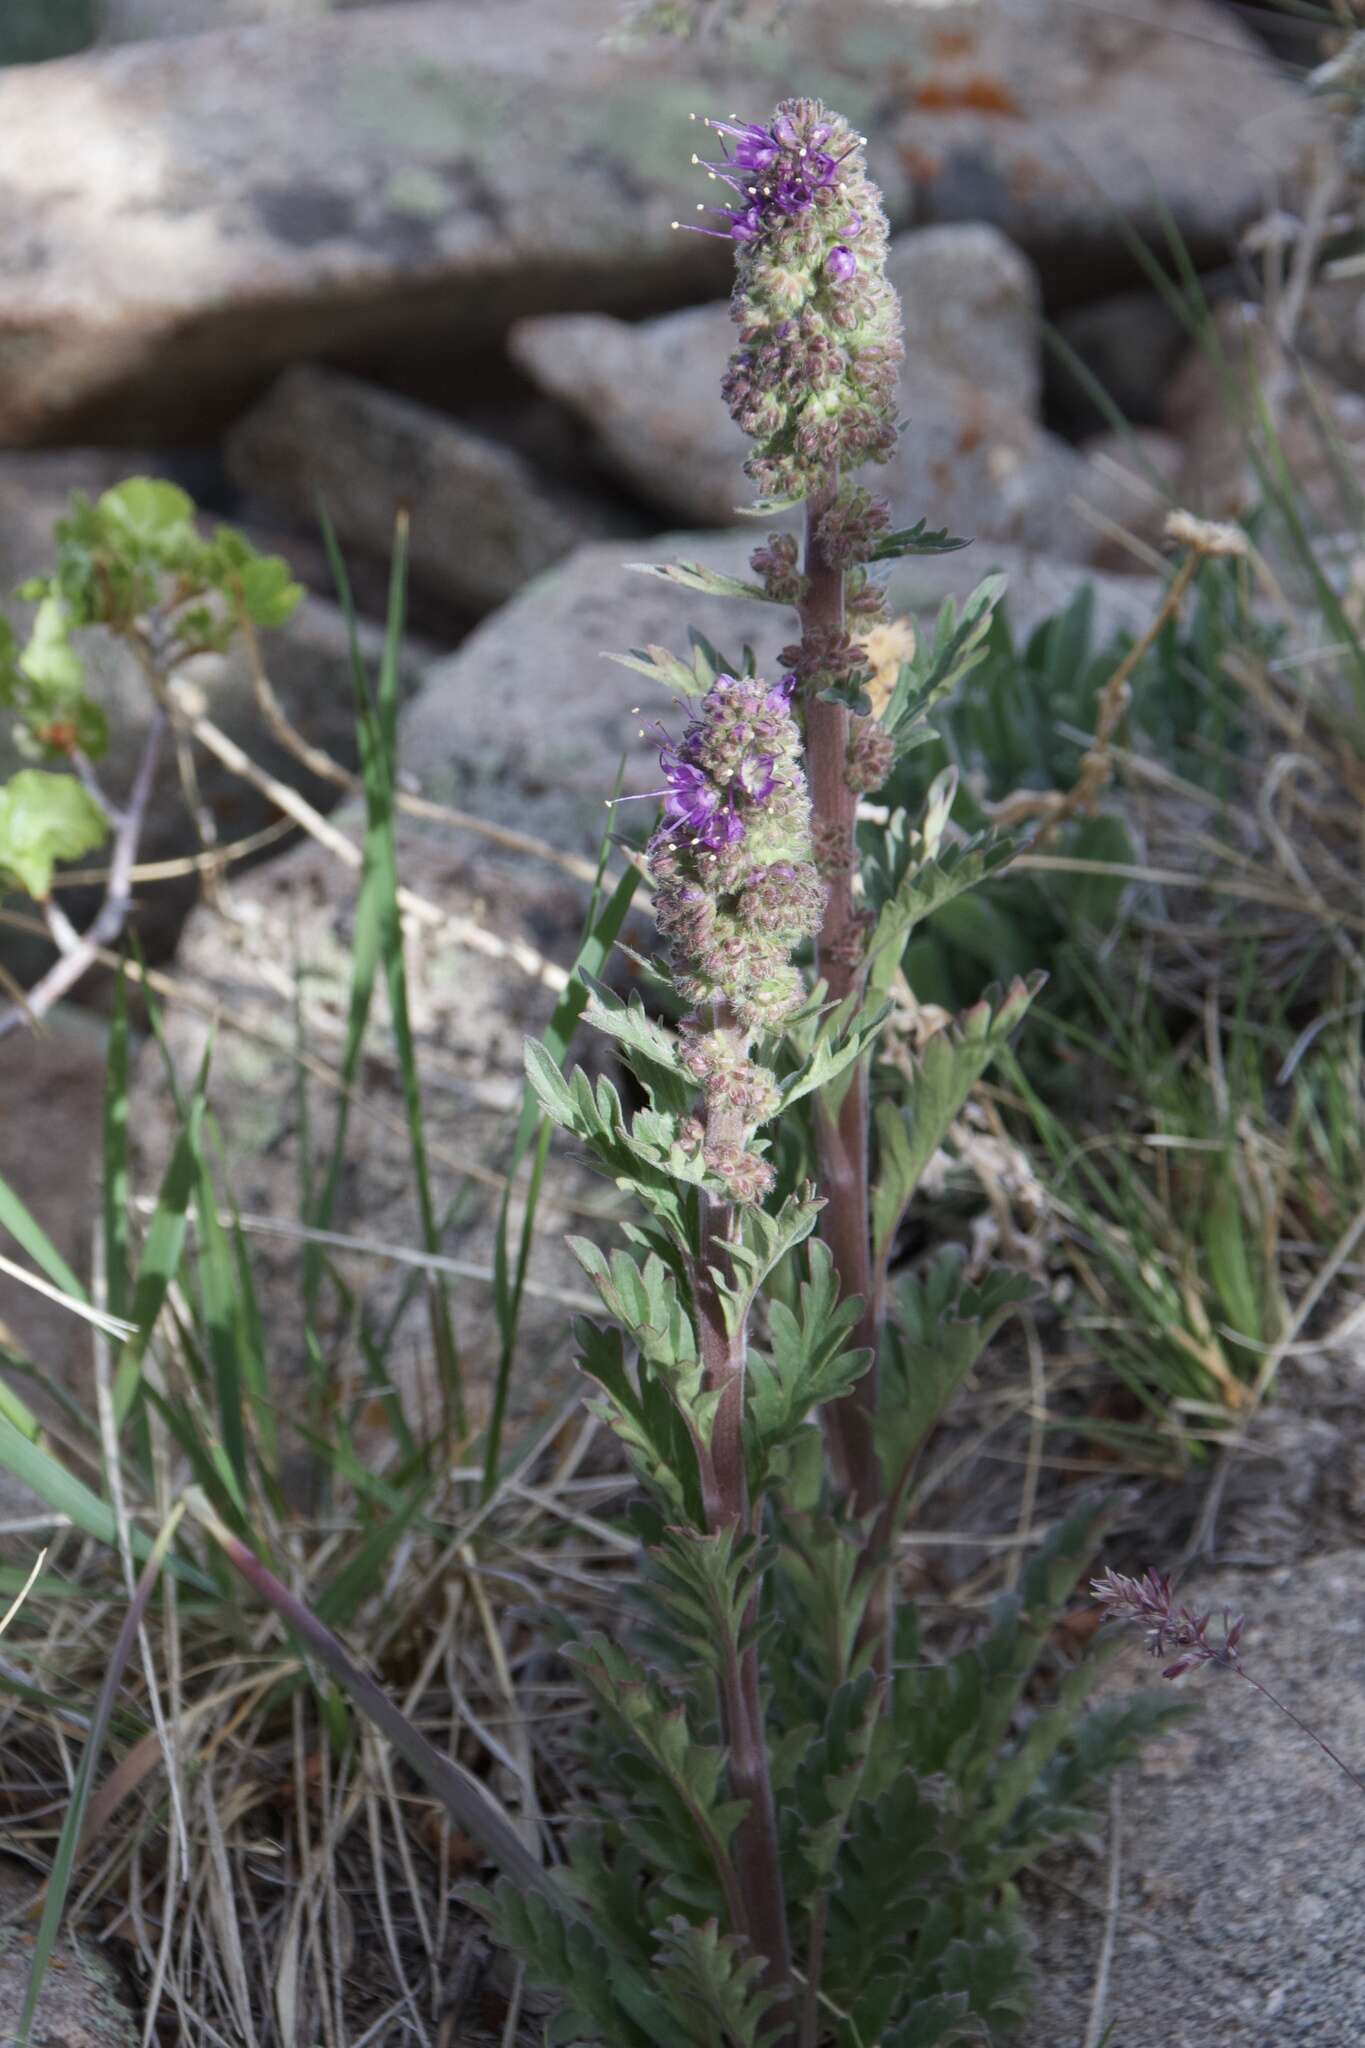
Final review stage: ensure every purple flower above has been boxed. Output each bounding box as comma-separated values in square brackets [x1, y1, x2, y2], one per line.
[739, 752, 778, 802]
[766, 673, 797, 710]
[774, 175, 816, 215]
[660, 755, 736, 846]
[826, 245, 857, 282]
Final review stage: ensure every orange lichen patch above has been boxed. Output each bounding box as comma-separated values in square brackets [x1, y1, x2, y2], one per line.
[915, 75, 1021, 117]
[930, 28, 978, 59]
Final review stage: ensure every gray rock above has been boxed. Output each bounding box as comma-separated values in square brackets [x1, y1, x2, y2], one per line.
[1053, 285, 1196, 432]
[0, 449, 421, 979]
[1024, 1552, 1365, 2047]
[892, 0, 1307, 304]
[127, 812, 612, 1467]
[1165, 303, 1365, 570]
[0, 0, 97, 64]
[0, 1859, 138, 2046]
[509, 223, 1047, 532]
[510, 244, 1129, 565]
[225, 365, 626, 616]
[405, 527, 1162, 853]
[888, 223, 1043, 418]
[100, 0, 359, 38]
[0, 0, 1303, 445]
[1073, 427, 1184, 572]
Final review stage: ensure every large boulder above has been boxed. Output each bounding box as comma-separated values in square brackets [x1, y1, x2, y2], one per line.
[509, 224, 1048, 527]
[0, 0, 1304, 444]
[891, 0, 1309, 305]
[1024, 1551, 1365, 2047]
[509, 226, 1181, 564]
[225, 366, 635, 617]
[404, 527, 1164, 851]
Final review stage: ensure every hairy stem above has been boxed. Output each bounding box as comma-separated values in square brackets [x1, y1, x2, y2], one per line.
[800, 487, 883, 1519]
[693, 1100, 795, 2037]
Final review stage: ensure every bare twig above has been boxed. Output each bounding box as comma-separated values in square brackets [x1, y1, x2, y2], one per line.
[0, 708, 168, 1039]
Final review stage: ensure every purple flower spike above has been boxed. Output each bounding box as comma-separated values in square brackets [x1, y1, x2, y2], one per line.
[826, 245, 857, 282]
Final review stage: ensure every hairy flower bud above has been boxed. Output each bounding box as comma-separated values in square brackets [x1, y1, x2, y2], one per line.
[646, 671, 825, 1034]
[845, 715, 895, 795]
[680, 99, 903, 504]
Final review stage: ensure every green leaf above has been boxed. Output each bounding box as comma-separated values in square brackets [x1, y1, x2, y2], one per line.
[97, 477, 196, 553]
[581, 982, 695, 1117]
[0, 771, 108, 897]
[878, 1251, 1035, 1487]
[712, 1185, 824, 1336]
[778, 994, 893, 1110]
[231, 545, 305, 629]
[626, 559, 777, 605]
[882, 574, 1007, 755]
[746, 1242, 871, 1497]
[864, 832, 1015, 1001]
[18, 595, 84, 699]
[603, 640, 716, 699]
[869, 519, 973, 562]
[871, 976, 1043, 1265]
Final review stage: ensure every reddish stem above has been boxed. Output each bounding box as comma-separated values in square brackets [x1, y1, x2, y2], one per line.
[800, 488, 883, 1520]
[694, 1147, 795, 2039]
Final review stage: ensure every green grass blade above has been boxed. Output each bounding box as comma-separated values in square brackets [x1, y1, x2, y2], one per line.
[329, 512, 466, 1440]
[191, 1145, 249, 1501]
[0, 1173, 87, 1303]
[16, 1502, 186, 2048]
[187, 1488, 557, 1901]
[483, 857, 639, 1496]
[102, 965, 131, 1324]
[0, 1415, 211, 1590]
[112, 1057, 209, 1427]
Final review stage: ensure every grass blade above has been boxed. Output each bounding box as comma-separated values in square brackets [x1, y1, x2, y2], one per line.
[185, 1488, 557, 1902]
[16, 1502, 186, 2048]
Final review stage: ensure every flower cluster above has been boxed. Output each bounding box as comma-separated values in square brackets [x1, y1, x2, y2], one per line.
[648, 671, 825, 1031]
[644, 672, 825, 1200]
[1091, 1568, 1246, 1681]
[687, 99, 902, 504]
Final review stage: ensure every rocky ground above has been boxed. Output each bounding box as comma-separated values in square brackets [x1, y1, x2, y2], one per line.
[2, 0, 1364, 2042]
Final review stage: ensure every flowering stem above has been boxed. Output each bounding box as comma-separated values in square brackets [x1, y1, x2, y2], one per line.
[801, 488, 882, 1519]
[692, 1172, 796, 2034]
[1235, 1669, 1365, 1796]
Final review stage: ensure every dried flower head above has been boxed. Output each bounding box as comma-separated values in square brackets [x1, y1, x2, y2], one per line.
[1091, 1567, 1246, 1680]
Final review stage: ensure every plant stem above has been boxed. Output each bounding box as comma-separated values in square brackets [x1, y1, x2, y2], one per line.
[0, 708, 168, 1040]
[693, 1105, 795, 2038]
[800, 487, 882, 1519]
[1236, 1667, 1365, 1796]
